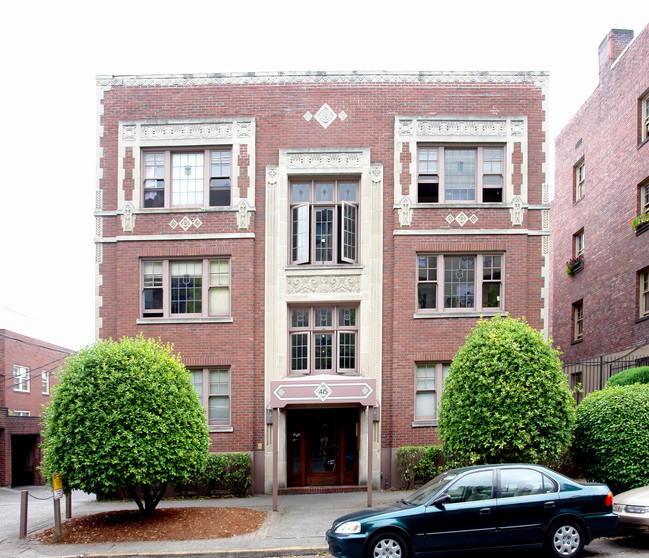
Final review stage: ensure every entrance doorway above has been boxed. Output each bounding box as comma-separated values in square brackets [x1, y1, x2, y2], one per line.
[287, 407, 359, 487]
[11, 435, 37, 486]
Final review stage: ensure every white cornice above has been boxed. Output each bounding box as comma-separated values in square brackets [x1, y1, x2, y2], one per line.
[97, 71, 549, 89]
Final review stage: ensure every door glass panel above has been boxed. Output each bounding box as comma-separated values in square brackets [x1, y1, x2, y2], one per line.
[310, 421, 336, 473]
[290, 423, 301, 474]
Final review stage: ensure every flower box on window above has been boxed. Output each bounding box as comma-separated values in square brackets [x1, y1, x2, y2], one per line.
[632, 213, 649, 236]
[566, 255, 584, 277]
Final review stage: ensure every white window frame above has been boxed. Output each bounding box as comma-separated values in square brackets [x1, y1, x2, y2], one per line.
[416, 254, 504, 313]
[289, 179, 359, 265]
[641, 181, 649, 216]
[415, 363, 451, 422]
[288, 305, 359, 375]
[13, 365, 30, 393]
[574, 230, 585, 258]
[42, 370, 50, 395]
[13, 410, 30, 417]
[190, 368, 231, 427]
[642, 92, 649, 143]
[141, 258, 231, 320]
[573, 301, 584, 342]
[640, 270, 649, 319]
[574, 159, 585, 202]
[142, 148, 231, 209]
[417, 145, 505, 204]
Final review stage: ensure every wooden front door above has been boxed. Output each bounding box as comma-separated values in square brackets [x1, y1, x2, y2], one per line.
[287, 408, 359, 487]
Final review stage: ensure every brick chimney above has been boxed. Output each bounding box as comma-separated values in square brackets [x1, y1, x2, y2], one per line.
[599, 29, 634, 81]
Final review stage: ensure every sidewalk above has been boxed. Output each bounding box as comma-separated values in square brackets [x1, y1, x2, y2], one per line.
[0, 485, 411, 558]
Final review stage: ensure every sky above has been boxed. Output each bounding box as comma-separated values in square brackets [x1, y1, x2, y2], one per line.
[0, 0, 645, 352]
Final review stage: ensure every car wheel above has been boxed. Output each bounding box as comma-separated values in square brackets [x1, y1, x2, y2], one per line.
[545, 521, 585, 558]
[366, 531, 408, 558]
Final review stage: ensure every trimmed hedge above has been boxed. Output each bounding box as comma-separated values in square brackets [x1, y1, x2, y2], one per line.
[176, 452, 252, 497]
[572, 384, 649, 492]
[396, 445, 444, 489]
[607, 366, 649, 387]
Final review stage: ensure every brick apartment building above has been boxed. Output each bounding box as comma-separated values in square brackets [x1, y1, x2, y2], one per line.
[0, 330, 71, 486]
[95, 71, 549, 493]
[552, 26, 649, 389]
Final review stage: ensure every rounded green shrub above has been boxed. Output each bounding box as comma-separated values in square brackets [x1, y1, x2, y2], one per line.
[606, 366, 649, 387]
[438, 315, 575, 466]
[572, 384, 649, 492]
[42, 335, 209, 515]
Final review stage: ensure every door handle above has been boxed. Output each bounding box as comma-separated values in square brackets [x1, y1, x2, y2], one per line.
[479, 508, 491, 515]
[544, 502, 556, 508]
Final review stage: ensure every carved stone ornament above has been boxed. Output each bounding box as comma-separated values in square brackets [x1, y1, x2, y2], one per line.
[509, 120, 525, 136]
[236, 121, 252, 137]
[417, 119, 507, 137]
[169, 216, 202, 231]
[96, 216, 103, 237]
[542, 210, 549, 231]
[542, 236, 549, 255]
[313, 104, 338, 129]
[398, 197, 413, 227]
[287, 152, 362, 169]
[398, 120, 414, 136]
[370, 165, 383, 184]
[286, 275, 361, 294]
[96, 243, 103, 264]
[96, 189, 103, 211]
[445, 212, 478, 226]
[236, 199, 251, 230]
[120, 201, 135, 233]
[510, 196, 525, 226]
[266, 167, 279, 187]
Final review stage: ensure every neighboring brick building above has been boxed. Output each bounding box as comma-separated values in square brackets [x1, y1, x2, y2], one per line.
[552, 26, 649, 388]
[95, 71, 549, 493]
[0, 330, 71, 486]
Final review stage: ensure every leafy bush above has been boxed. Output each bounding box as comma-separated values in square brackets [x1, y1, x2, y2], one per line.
[396, 445, 444, 488]
[607, 366, 649, 387]
[438, 315, 575, 466]
[41, 336, 209, 515]
[572, 384, 649, 492]
[203, 452, 252, 497]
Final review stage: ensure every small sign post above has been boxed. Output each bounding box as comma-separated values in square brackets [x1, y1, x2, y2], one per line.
[52, 473, 63, 542]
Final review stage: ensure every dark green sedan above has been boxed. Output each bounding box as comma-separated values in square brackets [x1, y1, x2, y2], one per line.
[326, 464, 617, 558]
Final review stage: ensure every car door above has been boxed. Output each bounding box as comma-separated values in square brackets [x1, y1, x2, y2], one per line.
[496, 467, 559, 546]
[424, 469, 498, 553]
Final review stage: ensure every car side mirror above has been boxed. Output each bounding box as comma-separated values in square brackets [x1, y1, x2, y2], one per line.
[432, 494, 451, 509]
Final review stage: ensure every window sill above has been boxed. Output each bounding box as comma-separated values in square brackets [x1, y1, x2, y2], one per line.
[137, 317, 233, 325]
[209, 425, 234, 433]
[414, 310, 504, 319]
[571, 338, 583, 345]
[403, 202, 506, 209]
[138, 206, 240, 214]
[412, 420, 438, 428]
[13, 389, 30, 394]
[636, 314, 649, 324]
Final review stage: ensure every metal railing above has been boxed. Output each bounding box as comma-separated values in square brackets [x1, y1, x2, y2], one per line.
[562, 355, 649, 402]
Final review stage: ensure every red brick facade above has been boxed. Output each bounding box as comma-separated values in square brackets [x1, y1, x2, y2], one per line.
[96, 72, 548, 491]
[0, 330, 71, 486]
[552, 27, 649, 364]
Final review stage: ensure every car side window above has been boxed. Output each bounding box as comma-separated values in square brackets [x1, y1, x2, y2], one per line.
[499, 469, 556, 498]
[446, 470, 493, 503]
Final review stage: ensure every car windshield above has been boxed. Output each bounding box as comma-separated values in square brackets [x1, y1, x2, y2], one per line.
[403, 471, 459, 506]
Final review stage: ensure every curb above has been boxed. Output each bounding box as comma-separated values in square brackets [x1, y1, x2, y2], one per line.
[62, 547, 330, 558]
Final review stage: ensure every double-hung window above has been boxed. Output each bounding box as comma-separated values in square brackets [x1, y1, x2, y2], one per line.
[574, 230, 585, 259]
[415, 363, 450, 421]
[417, 254, 503, 312]
[641, 92, 649, 143]
[142, 258, 230, 319]
[42, 371, 50, 395]
[640, 270, 649, 319]
[573, 301, 584, 342]
[289, 305, 358, 374]
[191, 368, 231, 426]
[418, 146, 504, 203]
[142, 149, 231, 208]
[574, 159, 585, 202]
[13, 365, 30, 392]
[290, 179, 359, 265]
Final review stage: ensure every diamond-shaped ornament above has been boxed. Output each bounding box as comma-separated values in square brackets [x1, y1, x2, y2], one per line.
[314, 382, 333, 402]
[314, 104, 337, 129]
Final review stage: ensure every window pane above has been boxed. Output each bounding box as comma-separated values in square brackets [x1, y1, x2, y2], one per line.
[315, 208, 334, 262]
[341, 203, 357, 262]
[339, 182, 357, 202]
[315, 333, 333, 370]
[416, 392, 435, 418]
[171, 261, 202, 314]
[292, 308, 309, 328]
[172, 152, 204, 205]
[291, 333, 309, 371]
[339, 332, 356, 369]
[315, 183, 334, 202]
[209, 287, 229, 314]
[418, 256, 437, 309]
[500, 469, 545, 498]
[419, 147, 438, 173]
[315, 308, 332, 327]
[444, 256, 475, 308]
[483, 148, 503, 174]
[191, 371, 203, 400]
[418, 283, 437, 309]
[209, 369, 229, 394]
[291, 183, 310, 203]
[445, 149, 476, 201]
[417, 365, 436, 390]
[209, 396, 229, 422]
[210, 150, 230, 176]
[292, 205, 309, 262]
[338, 307, 356, 327]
